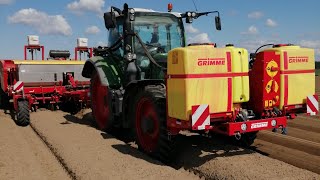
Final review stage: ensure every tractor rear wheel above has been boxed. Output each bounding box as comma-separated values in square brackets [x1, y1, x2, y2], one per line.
[90, 72, 114, 131]
[133, 85, 175, 162]
[16, 100, 30, 126]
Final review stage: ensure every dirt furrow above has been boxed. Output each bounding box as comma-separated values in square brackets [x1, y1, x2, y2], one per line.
[30, 110, 198, 180]
[0, 112, 70, 180]
[253, 139, 320, 174]
[30, 110, 319, 180]
[286, 127, 320, 143]
[288, 120, 320, 133]
[257, 130, 320, 156]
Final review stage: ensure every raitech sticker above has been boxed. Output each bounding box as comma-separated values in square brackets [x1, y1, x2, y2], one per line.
[251, 122, 268, 129]
[198, 58, 225, 66]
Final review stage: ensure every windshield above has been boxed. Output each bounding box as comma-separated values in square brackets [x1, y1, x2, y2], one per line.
[133, 14, 184, 52]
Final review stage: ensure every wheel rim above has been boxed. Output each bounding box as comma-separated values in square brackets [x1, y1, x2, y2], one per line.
[135, 98, 160, 153]
[91, 74, 110, 129]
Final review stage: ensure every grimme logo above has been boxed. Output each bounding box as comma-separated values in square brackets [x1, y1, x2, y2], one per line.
[198, 58, 225, 66]
[289, 56, 308, 63]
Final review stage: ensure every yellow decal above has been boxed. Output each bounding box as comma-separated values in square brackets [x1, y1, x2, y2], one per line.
[265, 100, 269, 107]
[266, 60, 279, 77]
[265, 80, 279, 93]
[269, 100, 273, 106]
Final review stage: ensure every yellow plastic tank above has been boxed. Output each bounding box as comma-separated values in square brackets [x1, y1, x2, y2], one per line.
[264, 45, 315, 109]
[167, 45, 249, 121]
[226, 46, 250, 103]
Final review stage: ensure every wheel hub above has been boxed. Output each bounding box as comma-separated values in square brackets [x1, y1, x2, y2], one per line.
[141, 117, 155, 134]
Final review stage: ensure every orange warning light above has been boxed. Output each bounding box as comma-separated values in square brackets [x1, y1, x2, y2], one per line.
[168, 3, 173, 12]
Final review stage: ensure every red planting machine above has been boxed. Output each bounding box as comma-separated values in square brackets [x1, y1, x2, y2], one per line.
[0, 36, 92, 126]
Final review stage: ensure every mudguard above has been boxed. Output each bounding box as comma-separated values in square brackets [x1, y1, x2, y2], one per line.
[82, 56, 122, 88]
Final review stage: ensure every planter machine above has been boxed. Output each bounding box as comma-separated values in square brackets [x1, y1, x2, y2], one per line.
[0, 36, 92, 126]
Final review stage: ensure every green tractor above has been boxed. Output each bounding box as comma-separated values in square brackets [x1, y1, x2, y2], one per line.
[82, 3, 222, 161]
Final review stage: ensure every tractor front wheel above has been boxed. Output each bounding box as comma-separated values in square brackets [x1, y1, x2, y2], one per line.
[90, 72, 114, 131]
[133, 85, 175, 162]
[16, 100, 30, 126]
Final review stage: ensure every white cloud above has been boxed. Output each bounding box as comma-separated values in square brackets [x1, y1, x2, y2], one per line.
[85, 26, 100, 34]
[241, 25, 259, 35]
[97, 41, 108, 47]
[299, 40, 320, 56]
[185, 24, 199, 34]
[185, 24, 211, 44]
[67, 0, 105, 14]
[187, 33, 211, 44]
[266, 19, 277, 27]
[239, 38, 280, 53]
[0, 0, 13, 5]
[248, 11, 263, 19]
[8, 8, 72, 36]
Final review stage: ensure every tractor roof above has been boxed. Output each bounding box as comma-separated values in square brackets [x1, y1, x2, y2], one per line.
[111, 7, 181, 18]
[132, 8, 181, 18]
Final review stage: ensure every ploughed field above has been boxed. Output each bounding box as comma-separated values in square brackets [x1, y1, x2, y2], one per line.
[1, 109, 320, 180]
[1, 77, 320, 179]
[253, 76, 320, 174]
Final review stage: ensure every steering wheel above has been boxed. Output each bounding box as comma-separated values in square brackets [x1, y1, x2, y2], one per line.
[136, 42, 165, 56]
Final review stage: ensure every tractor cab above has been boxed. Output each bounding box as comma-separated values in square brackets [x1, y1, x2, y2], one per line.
[104, 4, 221, 81]
[132, 12, 184, 74]
[107, 9, 186, 79]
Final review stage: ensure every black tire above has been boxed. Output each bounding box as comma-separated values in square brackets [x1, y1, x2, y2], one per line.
[90, 72, 114, 132]
[16, 100, 30, 126]
[131, 85, 175, 163]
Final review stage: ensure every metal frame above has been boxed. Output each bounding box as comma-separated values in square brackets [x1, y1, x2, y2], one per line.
[74, 47, 93, 60]
[0, 59, 90, 112]
[24, 45, 45, 60]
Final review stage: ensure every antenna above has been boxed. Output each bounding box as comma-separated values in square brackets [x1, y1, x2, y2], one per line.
[192, 0, 198, 11]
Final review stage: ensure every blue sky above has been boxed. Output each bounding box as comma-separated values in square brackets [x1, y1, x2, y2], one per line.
[0, 0, 319, 60]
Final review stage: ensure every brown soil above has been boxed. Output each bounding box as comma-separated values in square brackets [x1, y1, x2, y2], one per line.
[0, 111, 70, 180]
[29, 110, 320, 180]
[29, 110, 197, 180]
[252, 77, 320, 175]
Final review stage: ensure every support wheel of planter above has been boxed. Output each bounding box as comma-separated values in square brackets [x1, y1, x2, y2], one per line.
[16, 100, 30, 126]
[132, 85, 175, 163]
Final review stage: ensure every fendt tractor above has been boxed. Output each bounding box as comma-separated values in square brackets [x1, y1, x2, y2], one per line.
[0, 36, 92, 126]
[82, 3, 316, 161]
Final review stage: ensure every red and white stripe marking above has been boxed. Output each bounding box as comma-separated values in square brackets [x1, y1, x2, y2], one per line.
[307, 95, 318, 116]
[192, 104, 210, 130]
[13, 81, 24, 92]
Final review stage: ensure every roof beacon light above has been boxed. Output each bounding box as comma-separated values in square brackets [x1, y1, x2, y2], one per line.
[168, 3, 173, 12]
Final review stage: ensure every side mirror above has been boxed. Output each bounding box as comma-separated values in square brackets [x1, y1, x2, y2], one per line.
[104, 12, 116, 30]
[215, 16, 221, 31]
